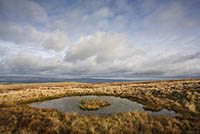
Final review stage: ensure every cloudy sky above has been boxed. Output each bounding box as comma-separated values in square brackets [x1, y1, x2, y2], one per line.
[0, 0, 200, 79]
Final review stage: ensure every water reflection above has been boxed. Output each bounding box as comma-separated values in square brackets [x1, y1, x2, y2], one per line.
[30, 96, 176, 117]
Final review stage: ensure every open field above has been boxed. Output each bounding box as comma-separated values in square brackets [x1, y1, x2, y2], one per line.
[0, 79, 200, 134]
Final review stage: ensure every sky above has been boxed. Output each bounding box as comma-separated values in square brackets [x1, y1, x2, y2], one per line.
[0, 0, 200, 79]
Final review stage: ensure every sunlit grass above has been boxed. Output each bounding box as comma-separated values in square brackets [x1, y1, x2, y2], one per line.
[80, 99, 111, 110]
[0, 79, 200, 133]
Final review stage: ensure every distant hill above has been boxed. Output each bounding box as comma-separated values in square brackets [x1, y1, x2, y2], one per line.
[0, 76, 134, 83]
[1, 76, 199, 84]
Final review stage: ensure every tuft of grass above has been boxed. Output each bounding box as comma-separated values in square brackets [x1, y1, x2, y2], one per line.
[2, 105, 198, 134]
[79, 99, 111, 110]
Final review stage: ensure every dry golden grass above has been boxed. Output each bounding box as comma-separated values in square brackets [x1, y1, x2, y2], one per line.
[80, 99, 111, 110]
[0, 79, 200, 133]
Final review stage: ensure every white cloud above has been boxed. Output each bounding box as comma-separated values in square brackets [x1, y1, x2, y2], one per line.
[1, 52, 65, 76]
[0, 46, 8, 57]
[42, 30, 70, 52]
[1, 40, 200, 78]
[0, 22, 69, 52]
[0, 22, 47, 44]
[65, 32, 136, 63]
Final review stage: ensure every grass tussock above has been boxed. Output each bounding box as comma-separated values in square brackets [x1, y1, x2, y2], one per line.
[1, 105, 199, 134]
[0, 79, 200, 133]
[80, 99, 111, 110]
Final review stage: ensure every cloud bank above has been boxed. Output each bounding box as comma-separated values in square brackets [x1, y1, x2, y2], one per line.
[0, 0, 200, 79]
[65, 32, 135, 63]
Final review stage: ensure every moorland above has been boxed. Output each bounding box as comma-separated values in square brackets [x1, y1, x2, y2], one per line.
[0, 79, 200, 134]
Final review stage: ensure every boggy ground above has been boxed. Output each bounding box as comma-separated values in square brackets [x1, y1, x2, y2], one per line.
[0, 79, 200, 134]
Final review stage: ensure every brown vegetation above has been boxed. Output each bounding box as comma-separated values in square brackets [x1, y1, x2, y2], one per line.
[0, 79, 200, 133]
[80, 99, 111, 110]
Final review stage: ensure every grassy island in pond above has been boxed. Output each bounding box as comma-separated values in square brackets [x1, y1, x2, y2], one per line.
[80, 99, 111, 110]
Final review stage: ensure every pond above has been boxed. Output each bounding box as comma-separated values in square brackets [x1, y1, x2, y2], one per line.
[30, 96, 176, 117]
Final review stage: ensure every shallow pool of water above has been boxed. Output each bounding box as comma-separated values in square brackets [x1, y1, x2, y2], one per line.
[30, 96, 176, 117]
